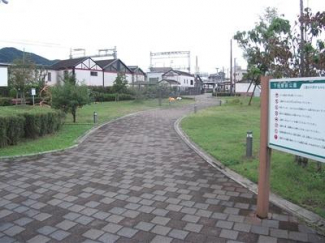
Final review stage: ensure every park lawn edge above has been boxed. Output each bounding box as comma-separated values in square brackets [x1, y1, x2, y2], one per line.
[0, 99, 193, 158]
[180, 97, 325, 220]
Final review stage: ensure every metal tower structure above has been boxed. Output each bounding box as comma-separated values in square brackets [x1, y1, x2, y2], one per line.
[150, 51, 191, 72]
[69, 47, 117, 59]
[91, 47, 117, 60]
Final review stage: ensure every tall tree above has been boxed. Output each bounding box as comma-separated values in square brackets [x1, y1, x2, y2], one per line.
[9, 57, 37, 104]
[234, 7, 325, 104]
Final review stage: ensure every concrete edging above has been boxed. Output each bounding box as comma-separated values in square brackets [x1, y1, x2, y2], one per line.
[174, 115, 325, 232]
[0, 110, 146, 162]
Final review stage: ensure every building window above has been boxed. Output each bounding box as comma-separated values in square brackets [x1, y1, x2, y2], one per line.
[48, 72, 51, 81]
[190, 80, 193, 85]
[91, 71, 98, 76]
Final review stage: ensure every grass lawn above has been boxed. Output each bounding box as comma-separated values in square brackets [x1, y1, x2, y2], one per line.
[0, 98, 193, 157]
[181, 97, 325, 218]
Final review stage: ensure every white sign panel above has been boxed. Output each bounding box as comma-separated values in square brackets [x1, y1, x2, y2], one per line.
[31, 88, 36, 96]
[268, 77, 325, 163]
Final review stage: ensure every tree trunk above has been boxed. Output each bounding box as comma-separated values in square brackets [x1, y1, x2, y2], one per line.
[72, 107, 77, 123]
[248, 84, 257, 106]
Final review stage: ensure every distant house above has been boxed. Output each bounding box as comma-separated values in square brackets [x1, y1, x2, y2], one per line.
[128, 66, 146, 85]
[46, 57, 103, 86]
[96, 59, 133, 87]
[147, 67, 172, 84]
[158, 79, 180, 87]
[162, 70, 195, 89]
[0, 63, 9, 87]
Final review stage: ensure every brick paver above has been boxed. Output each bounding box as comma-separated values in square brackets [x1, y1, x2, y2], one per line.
[0, 95, 324, 242]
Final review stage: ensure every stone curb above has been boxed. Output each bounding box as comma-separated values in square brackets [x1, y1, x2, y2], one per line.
[0, 110, 147, 162]
[174, 115, 325, 233]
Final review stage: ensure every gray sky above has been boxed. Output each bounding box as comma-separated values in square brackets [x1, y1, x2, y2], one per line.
[0, 0, 324, 73]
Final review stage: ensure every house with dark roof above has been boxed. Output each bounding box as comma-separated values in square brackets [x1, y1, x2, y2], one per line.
[96, 59, 133, 86]
[46, 57, 103, 86]
[162, 70, 195, 89]
[128, 66, 146, 85]
[147, 67, 172, 84]
[158, 79, 180, 87]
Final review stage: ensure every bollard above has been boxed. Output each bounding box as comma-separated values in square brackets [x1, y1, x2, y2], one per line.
[246, 131, 253, 158]
[194, 104, 197, 113]
[219, 100, 222, 106]
[93, 112, 98, 124]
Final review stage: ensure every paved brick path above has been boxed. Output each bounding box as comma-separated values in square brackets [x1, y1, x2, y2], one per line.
[0, 96, 324, 243]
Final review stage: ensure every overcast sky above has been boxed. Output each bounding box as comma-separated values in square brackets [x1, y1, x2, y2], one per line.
[0, 0, 324, 74]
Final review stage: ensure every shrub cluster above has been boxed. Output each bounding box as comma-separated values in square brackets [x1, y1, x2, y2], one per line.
[91, 92, 134, 102]
[0, 97, 12, 106]
[0, 110, 65, 148]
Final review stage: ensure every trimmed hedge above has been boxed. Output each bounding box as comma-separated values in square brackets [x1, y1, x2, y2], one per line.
[0, 109, 65, 148]
[91, 92, 134, 102]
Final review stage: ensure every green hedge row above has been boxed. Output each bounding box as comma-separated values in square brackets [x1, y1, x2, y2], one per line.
[0, 110, 65, 148]
[91, 92, 134, 102]
[0, 97, 43, 106]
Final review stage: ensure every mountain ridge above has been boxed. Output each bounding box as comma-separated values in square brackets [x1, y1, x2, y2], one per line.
[0, 47, 58, 66]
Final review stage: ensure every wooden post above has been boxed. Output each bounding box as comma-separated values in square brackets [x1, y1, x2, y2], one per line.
[257, 76, 272, 219]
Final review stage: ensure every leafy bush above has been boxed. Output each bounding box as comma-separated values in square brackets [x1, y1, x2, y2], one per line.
[0, 97, 12, 106]
[23, 110, 64, 138]
[0, 109, 64, 148]
[0, 115, 25, 147]
[91, 92, 134, 102]
[88, 86, 113, 94]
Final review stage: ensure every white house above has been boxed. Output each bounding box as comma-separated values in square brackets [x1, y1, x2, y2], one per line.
[0, 63, 9, 87]
[147, 67, 172, 84]
[46, 57, 103, 86]
[96, 59, 132, 87]
[162, 70, 195, 89]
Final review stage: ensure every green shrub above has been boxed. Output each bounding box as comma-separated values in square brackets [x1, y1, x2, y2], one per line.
[23, 110, 64, 138]
[0, 109, 64, 148]
[7, 116, 25, 145]
[88, 86, 113, 94]
[0, 97, 12, 106]
[0, 115, 25, 147]
[91, 93, 134, 102]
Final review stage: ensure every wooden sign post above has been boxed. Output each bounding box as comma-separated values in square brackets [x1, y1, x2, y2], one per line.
[257, 76, 272, 219]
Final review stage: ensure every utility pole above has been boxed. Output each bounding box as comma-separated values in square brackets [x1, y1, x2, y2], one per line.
[230, 39, 233, 95]
[300, 0, 304, 77]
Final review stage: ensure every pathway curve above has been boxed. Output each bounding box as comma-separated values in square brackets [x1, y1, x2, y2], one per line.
[0, 95, 323, 243]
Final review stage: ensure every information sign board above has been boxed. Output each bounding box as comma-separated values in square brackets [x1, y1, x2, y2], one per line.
[268, 78, 325, 163]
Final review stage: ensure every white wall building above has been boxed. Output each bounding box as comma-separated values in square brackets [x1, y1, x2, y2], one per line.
[162, 70, 195, 89]
[46, 57, 103, 86]
[96, 59, 133, 87]
[235, 82, 261, 96]
[147, 67, 172, 84]
[0, 63, 9, 87]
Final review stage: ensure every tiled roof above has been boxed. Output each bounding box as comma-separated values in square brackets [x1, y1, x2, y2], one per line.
[159, 79, 180, 85]
[50, 57, 88, 70]
[163, 69, 194, 77]
[95, 59, 116, 69]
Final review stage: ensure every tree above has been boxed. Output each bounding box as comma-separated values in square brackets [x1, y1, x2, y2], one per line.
[234, 8, 294, 104]
[112, 73, 128, 101]
[234, 7, 325, 105]
[298, 8, 325, 77]
[9, 57, 37, 103]
[51, 73, 90, 123]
